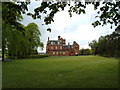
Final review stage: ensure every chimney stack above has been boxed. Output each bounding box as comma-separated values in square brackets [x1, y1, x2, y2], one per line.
[48, 37, 49, 41]
[68, 42, 70, 45]
[63, 39, 66, 44]
[58, 36, 60, 40]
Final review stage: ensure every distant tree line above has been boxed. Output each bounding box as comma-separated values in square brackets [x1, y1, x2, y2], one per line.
[89, 31, 120, 58]
[79, 49, 93, 55]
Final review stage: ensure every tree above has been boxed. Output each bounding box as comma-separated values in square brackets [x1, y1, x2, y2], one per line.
[2, 2, 27, 61]
[89, 32, 120, 58]
[3, 22, 43, 59]
[24, 23, 42, 56]
[3, 1, 119, 30]
[28, 1, 119, 29]
[115, 25, 120, 33]
[2, 2, 43, 60]
[2, 2, 29, 30]
[89, 40, 98, 55]
[80, 48, 93, 55]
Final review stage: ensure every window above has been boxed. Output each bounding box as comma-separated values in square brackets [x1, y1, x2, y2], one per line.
[60, 40, 62, 43]
[63, 52, 65, 55]
[56, 52, 58, 54]
[51, 42, 54, 45]
[51, 47, 53, 49]
[53, 52, 55, 54]
[56, 46, 57, 49]
[60, 46, 62, 49]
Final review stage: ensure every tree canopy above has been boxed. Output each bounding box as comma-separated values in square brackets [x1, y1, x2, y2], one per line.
[3, 22, 43, 59]
[2, 2, 43, 60]
[2, 1, 120, 31]
[27, 1, 120, 30]
[89, 31, 120, 58]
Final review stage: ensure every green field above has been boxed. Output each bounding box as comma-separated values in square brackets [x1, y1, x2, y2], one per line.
[2, 56, 118, 88]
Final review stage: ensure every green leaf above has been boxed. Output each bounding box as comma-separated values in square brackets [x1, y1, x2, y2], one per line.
[47, 28, 51, 32]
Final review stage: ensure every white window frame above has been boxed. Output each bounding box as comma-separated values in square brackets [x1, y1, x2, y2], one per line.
[56, 46, 57, 49]
[53, 52, 55, 54]
[51, 47, 53, 49]
[60, 46, 62, 49]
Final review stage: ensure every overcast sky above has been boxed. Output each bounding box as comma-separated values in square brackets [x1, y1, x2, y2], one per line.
[21, 1, 115, 52]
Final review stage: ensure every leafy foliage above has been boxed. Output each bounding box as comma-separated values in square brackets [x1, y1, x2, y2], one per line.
[3, 23, 43, 59]
[26, 54, 49, 59]
[2, 2, 43, 60]
[2, 2, 29, 61]
[2, 1, 120, 32]
[24, 23, 42, 56]
[89, 31, 120, 58]
[89, 40, 98, 55]
[92, 2, 120, 29]
[80, 48, 93, 55]
[28, 1, 120, 29]
[2, 2, 29, 31]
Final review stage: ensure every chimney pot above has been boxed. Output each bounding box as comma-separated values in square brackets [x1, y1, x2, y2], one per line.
[48, 37, 49, 41]
[58, 36, 61, 40]
[68, 42, 70, 45]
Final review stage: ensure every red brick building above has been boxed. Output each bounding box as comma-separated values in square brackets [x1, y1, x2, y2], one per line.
[46, 36, 80, 56]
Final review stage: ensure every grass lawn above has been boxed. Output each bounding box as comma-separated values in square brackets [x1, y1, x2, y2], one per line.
[2, 56, 118, 88]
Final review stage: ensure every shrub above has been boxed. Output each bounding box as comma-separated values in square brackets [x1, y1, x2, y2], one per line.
[26, 54, 50, 59]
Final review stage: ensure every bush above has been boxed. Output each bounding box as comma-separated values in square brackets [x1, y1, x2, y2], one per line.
[26, 54, 50, 59]
[80, 49, 93, 55]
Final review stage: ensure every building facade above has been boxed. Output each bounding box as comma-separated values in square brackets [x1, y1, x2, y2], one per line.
[46, 36, 80, 56]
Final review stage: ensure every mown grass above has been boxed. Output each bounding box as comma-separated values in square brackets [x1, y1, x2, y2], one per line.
[2, 56, 118, 88]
